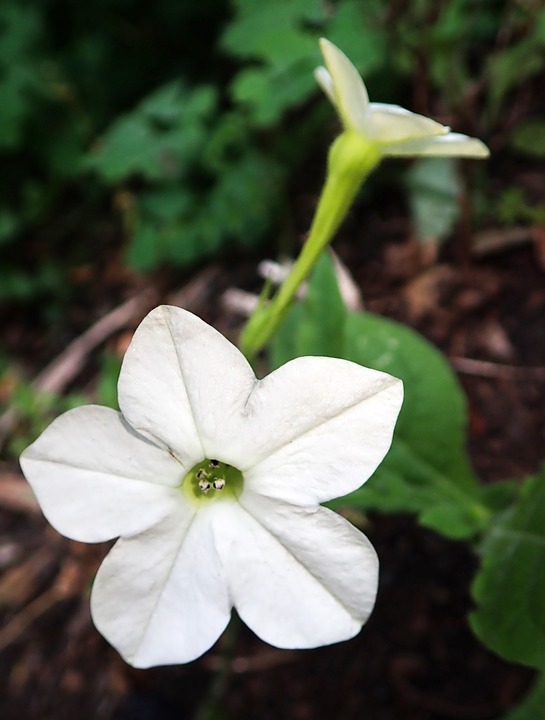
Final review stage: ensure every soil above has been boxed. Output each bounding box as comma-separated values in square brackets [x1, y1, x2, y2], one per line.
[1, 186, 544, 720]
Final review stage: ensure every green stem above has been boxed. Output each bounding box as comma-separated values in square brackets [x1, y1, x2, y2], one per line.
[240, 131, 381, 361]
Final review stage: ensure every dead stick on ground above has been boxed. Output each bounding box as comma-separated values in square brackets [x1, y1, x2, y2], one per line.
[35, 289, 157, 394]
[0, 289, 157, 448]
[451, 356, 545, 380]
[0, 586, 69, 655]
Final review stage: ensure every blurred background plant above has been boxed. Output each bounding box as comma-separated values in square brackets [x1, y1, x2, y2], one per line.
[2, 0, 544, 290]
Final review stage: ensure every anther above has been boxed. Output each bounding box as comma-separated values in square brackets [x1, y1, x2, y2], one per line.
[198, 478, 211, 493]
[212, 478, 225, 491]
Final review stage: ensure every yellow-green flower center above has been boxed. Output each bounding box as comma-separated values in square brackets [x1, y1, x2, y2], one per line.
[181, 458, 243, 505]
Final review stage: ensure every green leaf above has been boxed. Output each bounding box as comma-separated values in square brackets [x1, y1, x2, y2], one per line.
[126, 222, 162, 270]
[0, 4, 42, 149]
[269, 300, 305, 369]
[326, 0, 386, 76]
[223, 0, 387, 126]
[297, 251, 346, 358]
[0, 210, 19, 245]
[270, 253, 486, 539]
[230, 64, 316, 126]
[96, 352, 122, 410]
[221, 0, 324, 124]
[405, 157, 462, 243]
[269, 251, 346, 365]
[486, 8, 545, 119]
[470, 469, 545, 670]
[223, 0, 324, 67]
[85, 115, 170, 182]
[338, 311, 486, 539]
[83, 83, 216, 183]
[511, 119, 545, 159]
[126, 148, 282, 270]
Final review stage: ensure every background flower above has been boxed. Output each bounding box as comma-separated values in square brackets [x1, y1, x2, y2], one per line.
[316, 38, 489, 158]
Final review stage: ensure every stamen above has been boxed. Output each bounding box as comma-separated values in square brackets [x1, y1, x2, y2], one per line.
[198, 478, 211, 493]
[182, 458, 243, 501]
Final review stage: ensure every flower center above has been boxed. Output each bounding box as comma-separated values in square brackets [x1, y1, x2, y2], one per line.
[181, 458, 243, 504]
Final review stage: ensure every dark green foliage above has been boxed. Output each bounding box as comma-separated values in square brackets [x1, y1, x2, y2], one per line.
[0, 0, 232, 287]
[84, 83, 284, 268]
[1, 0, 543, 293]
[471, 468, 545, 670]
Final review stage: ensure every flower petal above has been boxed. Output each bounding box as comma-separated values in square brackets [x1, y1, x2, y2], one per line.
[118, 306, 257, 467]
[383, 131, 490, 157]
[314, 66, 338, 110]
[319, 38, 369, 132]
[239, 356, 402, 505]
[91, 504, 231, 668]
[212, 497, 378, 649]
[19, 406, 183, 542]
[367, 103, 448, 143]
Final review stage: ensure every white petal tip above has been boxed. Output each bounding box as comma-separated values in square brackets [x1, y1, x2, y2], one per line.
[383, 133, 491, 158]
[316, 37, 370, 131]
[319, 37, 333, 53]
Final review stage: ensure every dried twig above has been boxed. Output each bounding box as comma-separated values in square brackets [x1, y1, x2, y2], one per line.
[471, 226, 537, 257]
[0, 558, 82, 654]
[0, 289, 157, 449]
[0, 471, 40, 515]
[451, 356, 545, 380]
[34, 290, 157, 395]
[0, 587, 61, 654]
[166, 265, 221, 309]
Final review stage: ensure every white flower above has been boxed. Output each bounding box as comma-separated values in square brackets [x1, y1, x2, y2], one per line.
[20, 306, 403, 668]
[316, 38, 489, 158]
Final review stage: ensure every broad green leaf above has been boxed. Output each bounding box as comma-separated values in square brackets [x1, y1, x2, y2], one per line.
[338, 310, 486, 538]
[269, 250, 346, 365]
[297, 252, 346, 358]
[405, 157, 461, 243]
[96, 352, 122, 411]
[470, 470, 545, 670]
[270, 253, 487, 539]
